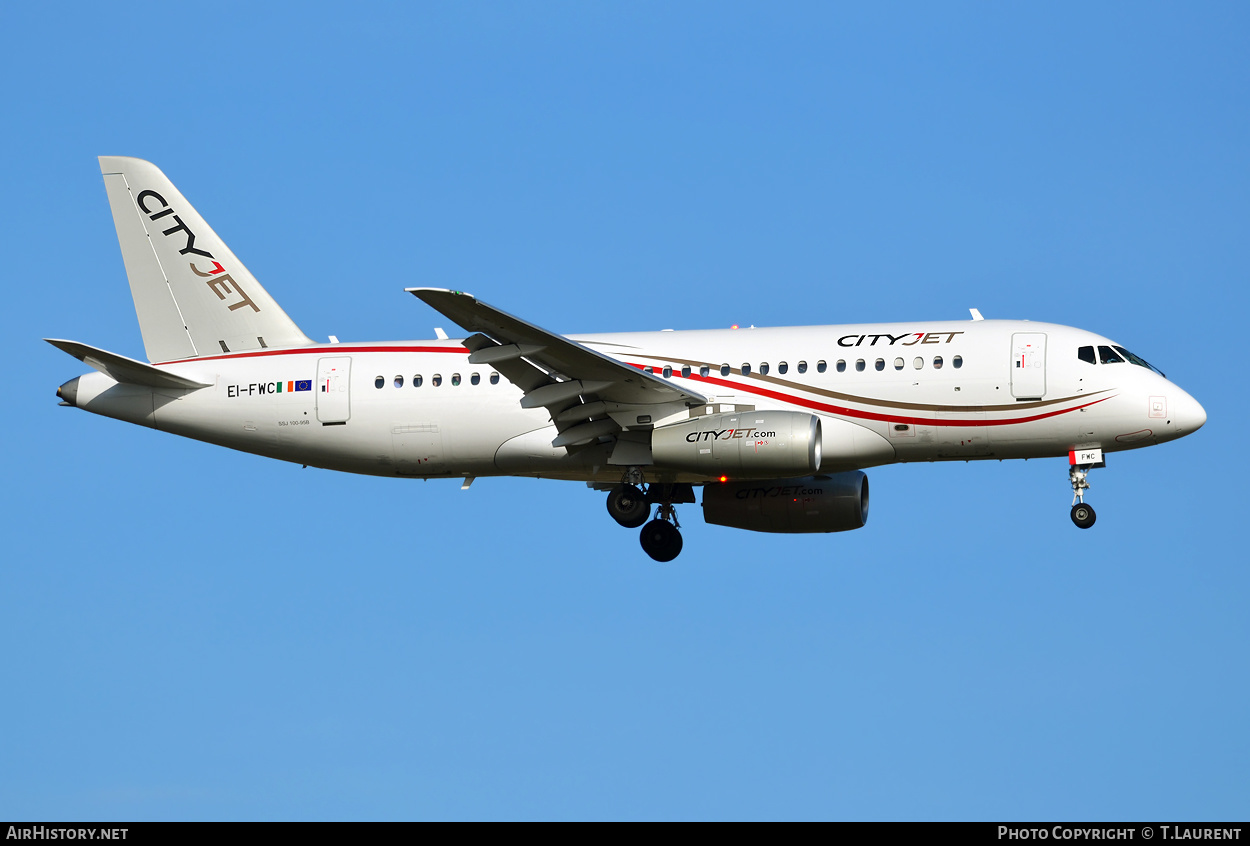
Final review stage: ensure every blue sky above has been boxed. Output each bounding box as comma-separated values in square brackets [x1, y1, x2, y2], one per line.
[2, 1, 1247, 820]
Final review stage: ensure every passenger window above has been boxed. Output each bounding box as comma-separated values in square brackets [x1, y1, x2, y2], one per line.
[741, 363, 751, 375]
[490, 372, 500, 385]
[798, 361, 808, 374]
[874, 358, 885, 371]
[644, 366, 654, 374]
[414, 375, 423, 387]
[894, 357, 904, 370]
[933, 356, 943, 370]
[855, 359, 865, 372]
[681, 365, 691, 378]
[953, 355, 963, 369]
[700, 365, 710, 377]
[836, 360, 846, 373]
[432, 374, 442, 387]
[720, 364, 731, 377]
[394, 375, 404, 388]
[913, 357, 924, 369]
[662, 366, 672, 378]
[374, 376, 384, 389]
[1078, 346, 1096, 364]
[759, 362, 769, 375]
[817, 360, 827, 373]
[452, 373, 462, 386]
[1099, 345, 1124, 364]
[778, 362, 788, 374]
[471, 372, 481, 385]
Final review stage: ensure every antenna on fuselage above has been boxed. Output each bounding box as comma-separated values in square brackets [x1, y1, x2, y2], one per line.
[969, 308, 985, 321]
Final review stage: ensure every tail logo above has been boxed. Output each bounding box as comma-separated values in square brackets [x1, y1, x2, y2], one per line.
[135, 189, 260, 314]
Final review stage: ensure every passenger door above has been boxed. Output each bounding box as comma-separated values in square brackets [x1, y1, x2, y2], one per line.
[1011, 333, 1047, 399]
[316, 356, 351, 424]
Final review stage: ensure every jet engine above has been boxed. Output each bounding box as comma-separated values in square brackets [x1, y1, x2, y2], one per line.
[702, 472, 869, 533]
[651, 411, 821, 477]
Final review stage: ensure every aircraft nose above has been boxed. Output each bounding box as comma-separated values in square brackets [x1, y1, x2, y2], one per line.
[1173, 390, 1207, 436]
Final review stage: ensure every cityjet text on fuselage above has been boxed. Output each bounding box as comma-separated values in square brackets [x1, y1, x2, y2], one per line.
[837, 331, 965, 347]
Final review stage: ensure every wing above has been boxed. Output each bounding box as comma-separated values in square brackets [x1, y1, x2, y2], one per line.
[407, 288, 707, 447]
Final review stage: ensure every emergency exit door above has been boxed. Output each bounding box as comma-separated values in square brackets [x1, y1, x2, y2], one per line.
[316, 356, 351, 424]
[1010, 333, 1046, 399]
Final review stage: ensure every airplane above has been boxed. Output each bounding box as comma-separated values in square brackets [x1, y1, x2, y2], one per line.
[50, 157, 1207, 561]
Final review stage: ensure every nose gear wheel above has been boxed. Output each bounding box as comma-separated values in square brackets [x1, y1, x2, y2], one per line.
[1071, 502, 1097, 529]
[1068, 463, 1097, 529]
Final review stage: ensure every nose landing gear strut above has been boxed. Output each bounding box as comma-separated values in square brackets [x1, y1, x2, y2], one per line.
[1068, 449, 1104, 529]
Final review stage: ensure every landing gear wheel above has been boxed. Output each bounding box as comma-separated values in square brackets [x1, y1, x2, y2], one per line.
[1071, 503, 1097, 529]
[607, 484, 650, 528]
[639, 519, 683, 562]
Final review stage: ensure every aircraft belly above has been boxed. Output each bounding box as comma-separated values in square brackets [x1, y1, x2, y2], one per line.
[494, 426, 610, 475]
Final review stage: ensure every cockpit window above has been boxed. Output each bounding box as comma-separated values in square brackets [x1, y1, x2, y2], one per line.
[1113, 345, 1166, 377]
[1098, 345, 1125, 364]
[1078, 345, 1096, 365]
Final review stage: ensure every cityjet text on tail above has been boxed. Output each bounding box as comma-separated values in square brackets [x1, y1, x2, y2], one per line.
[50, 157, 1207, 561]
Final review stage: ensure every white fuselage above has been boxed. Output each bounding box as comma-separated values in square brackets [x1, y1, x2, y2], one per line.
[63, 318, 1205, 484]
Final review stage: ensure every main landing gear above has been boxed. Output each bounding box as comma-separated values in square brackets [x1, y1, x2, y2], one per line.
[1068, 456, 1101, 530]
[606, 483, 649, 528]
[606, 473, 693, 562]
[640, 507, 683, 563]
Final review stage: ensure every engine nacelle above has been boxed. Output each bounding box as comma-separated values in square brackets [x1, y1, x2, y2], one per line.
[702, 472, 869, 533]
[651, 411, 821, 477]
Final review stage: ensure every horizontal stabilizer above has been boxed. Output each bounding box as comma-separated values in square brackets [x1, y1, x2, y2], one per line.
[44, 339, 211, 390]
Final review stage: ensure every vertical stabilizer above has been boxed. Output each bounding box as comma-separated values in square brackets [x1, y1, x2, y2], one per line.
[98, 156, 313, 362]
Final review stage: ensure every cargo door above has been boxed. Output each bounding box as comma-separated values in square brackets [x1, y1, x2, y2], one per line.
[393, 424, 445, 475]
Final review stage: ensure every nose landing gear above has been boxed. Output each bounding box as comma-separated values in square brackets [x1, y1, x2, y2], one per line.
[1068, 450, 1103, 529]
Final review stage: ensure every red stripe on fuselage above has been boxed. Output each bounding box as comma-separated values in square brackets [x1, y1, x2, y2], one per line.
[156, 345, 471, 365]
[153, 346, 1111, 428]
[672, 371, 1112, 428]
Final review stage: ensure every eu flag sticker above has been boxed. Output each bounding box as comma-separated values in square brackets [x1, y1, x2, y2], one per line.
[294, 380, 312, 392]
